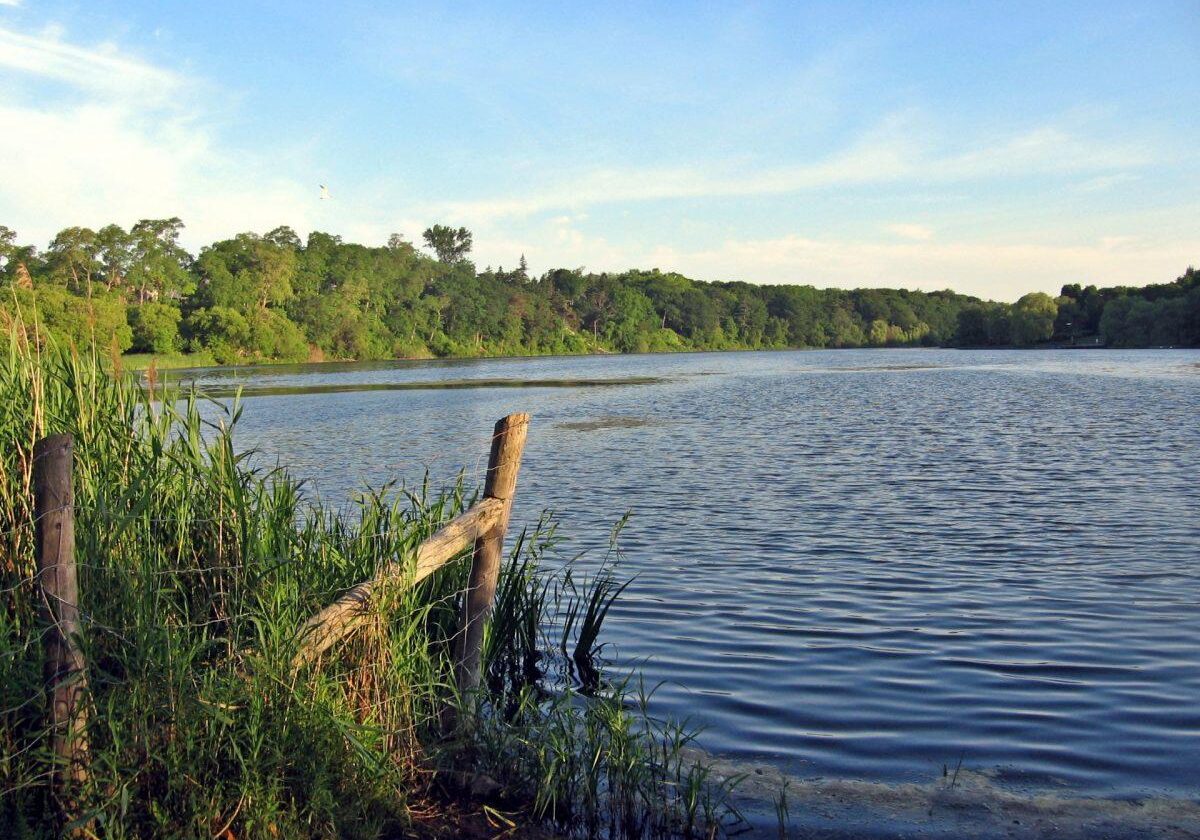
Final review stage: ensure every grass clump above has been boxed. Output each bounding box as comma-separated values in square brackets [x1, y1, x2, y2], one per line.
[0, 328, 739, 839]
[117, 351, 219, 371]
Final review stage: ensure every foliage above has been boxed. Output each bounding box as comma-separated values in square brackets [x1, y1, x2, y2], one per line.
[1010, 292, 1058, 346]
[128, 302, 182, 353]
[1, 221, 1195, 362]
[127, 218, 194, 304]
[422, 225, 473, 264]
[183, 305, 252, 364]
[0, 286, 132, 353]
[0, 336, 740, 838]
[1052, 267, 1199, 347]
[1093, 267, 1200, 347]
[196, 233, 297, 312]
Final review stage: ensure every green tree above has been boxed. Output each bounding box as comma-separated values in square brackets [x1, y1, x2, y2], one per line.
[0, 226, 15, 265]
[46, 227, 101, 292]
[264, 225, 303, 250]
[96, 225, 134, 292]
[604, 286, 659, 352]
[198, 234, 297, 312]
[421, 225, 473, 264]
[129, 302, 182, 353]
[986, 306, 1012, 345]
[868, 319, 890, 346]
[954, 305, 989, 345]
[8, 212, 1197, 362]
[184, 307, 252, 364]
[0, 226, 22, 286]
[1011, 292, 1058, 346]
[128, 218, 193, 303]
[248, 308, 309, 361]
[0, 227, 39, 290]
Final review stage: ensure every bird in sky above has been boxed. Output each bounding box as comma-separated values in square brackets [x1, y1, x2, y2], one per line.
[319, 184, 330, 200]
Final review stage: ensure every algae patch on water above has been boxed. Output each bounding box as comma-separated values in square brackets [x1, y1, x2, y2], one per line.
[556, 415, 659, 432]
[702, 755, 1200, 839]
[167, 375, 665, 399]
[804, 363, 946, 374]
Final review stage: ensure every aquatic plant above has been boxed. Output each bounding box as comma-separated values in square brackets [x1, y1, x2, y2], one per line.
[0, 325, 738, 838]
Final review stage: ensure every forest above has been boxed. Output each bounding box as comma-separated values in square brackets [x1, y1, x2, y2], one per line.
[1, 219, 1196, 364]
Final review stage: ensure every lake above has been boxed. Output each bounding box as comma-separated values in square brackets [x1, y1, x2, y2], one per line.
[176, 348, 1200, 801]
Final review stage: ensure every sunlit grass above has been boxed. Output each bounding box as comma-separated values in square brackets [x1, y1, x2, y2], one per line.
[118, 351, 218, 371]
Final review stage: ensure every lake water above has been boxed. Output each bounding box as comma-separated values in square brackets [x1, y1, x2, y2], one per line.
[177, 349, 1200, 800]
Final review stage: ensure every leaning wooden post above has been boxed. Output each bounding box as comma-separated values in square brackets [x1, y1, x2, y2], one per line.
[33, 434, 90, 794]
[454, 413, 529, 698]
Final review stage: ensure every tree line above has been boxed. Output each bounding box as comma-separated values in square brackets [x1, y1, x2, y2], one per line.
[0, 219, 1195, 364]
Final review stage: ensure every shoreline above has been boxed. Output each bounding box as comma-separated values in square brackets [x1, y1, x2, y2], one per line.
[124, 342, 1200, 378]
[706, 756, 1200, 839]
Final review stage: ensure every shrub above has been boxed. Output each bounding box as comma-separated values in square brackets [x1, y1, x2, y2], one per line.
[129, 301, 182, 353]
[0, 286, 132, 353]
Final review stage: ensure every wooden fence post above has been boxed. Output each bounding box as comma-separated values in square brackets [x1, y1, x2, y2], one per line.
[454, 413, 529, 698]
[33, 434, 89, 794]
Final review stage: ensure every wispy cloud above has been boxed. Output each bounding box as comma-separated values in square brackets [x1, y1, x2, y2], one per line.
[884, 223, 934, 241]
[426, 117, 1152, 225]
[1076, 173, 1139, 193]
[0, 25, 180, 102]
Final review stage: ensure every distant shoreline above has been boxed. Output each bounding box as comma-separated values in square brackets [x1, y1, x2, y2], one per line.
[120, 341, 1200, 377]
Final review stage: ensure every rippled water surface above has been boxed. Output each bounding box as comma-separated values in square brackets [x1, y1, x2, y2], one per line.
[178, 349, 1200, 797]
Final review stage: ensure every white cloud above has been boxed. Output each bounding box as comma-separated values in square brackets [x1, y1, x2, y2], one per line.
[0, 23, 318, 248]
[465, 213, 1194, 301]
[0, 98, 315, 243]
[1098, 235, 1138, 251]
[884, 223, 934, 241]
[631, 234, 1199, 301]
[0, 1, 23, 8]
[936, 126, 1143, 179]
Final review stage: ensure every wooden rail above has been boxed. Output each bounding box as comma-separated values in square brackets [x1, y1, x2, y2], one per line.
[291, 496, 505, 667]
[26, 411, 530, 808]
[292, 412, 530, 698]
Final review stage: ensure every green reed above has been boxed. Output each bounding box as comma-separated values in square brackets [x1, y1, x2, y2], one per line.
[0, 327, 739, 839]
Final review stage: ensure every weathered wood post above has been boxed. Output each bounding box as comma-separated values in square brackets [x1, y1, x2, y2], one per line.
[32, 434, 89, 793]
[454, 413, 529, 697]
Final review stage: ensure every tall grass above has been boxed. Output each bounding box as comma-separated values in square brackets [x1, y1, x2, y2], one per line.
[0, 329, 738, 839]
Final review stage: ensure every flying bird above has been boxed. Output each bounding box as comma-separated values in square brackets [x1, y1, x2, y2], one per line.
[319, 184, 331, 200]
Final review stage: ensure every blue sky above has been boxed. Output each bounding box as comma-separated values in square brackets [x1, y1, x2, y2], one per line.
[0, 1, 1196, 300]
